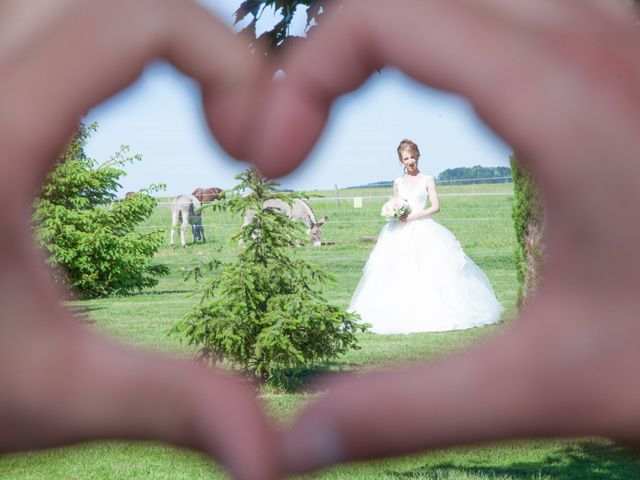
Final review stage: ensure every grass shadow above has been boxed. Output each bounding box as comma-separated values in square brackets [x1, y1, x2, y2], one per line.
[268, 362, 363, 393]
[388, 441, 640, 479]
[68, 305, 104, 323]
[141, 289, 193, 296]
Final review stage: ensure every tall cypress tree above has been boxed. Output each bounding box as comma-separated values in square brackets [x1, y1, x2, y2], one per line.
[510, 155, 545, 306]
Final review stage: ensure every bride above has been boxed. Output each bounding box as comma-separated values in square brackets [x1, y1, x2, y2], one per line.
[349, 139, 503, 334]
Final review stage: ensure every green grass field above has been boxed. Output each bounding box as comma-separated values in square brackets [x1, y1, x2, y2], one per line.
[2, 183, 639, 479]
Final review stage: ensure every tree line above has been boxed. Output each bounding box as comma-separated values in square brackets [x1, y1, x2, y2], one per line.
[436, 165, 512, 185]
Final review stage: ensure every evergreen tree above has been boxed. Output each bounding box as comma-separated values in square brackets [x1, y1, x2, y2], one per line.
[171, 168, 366, 387]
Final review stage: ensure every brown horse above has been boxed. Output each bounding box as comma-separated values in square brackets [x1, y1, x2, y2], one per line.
[191, 187, 223, 204]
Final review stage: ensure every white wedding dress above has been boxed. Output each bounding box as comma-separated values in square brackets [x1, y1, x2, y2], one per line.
[349, 173, 503, 334]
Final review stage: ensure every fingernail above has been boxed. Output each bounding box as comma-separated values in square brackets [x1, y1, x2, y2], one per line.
[281, 417, 345, 474]
[250, 86, 290, 177]
[250, 81, 322, 179]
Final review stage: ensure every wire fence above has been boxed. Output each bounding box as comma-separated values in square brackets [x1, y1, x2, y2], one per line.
[127, 176, 515, 231]
[430, 175, 513, 185]
[143, 175, 513, 205]
[153, 190, 514, 206]
[139, 217, 514, 230]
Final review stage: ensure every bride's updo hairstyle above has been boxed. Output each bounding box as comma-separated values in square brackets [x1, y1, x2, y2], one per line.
[397, 138, 420, 161]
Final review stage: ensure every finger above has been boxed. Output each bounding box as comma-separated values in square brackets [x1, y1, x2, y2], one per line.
[479, 0, 634, 32]
[280, 293, 627, 474]
[0, 0, 83, 66]
[0, 324, 278, 480]
[249, 0, 640, 289]
[251, 0, 557, 178]
[251, 0, 640, 189]
[577, 0, 638, 28]
[0, 0, 265, 198]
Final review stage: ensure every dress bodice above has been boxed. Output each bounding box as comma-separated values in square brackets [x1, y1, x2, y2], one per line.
[396, 173, 430, 214]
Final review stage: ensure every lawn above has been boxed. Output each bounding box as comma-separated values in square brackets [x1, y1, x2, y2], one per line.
[2, 183, 639, 479]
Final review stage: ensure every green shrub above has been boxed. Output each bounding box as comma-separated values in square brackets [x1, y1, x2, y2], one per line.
[33, 123, 168, 298]
[171, 168, 367, 387]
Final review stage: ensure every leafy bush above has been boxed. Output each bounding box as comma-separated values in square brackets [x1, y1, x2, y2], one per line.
[510, 155, 545, 306]
[33, 123, 168, 298]
[171, 168, 367, 386]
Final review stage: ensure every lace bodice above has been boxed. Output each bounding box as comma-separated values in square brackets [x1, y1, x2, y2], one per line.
[395, 173, 431, 214]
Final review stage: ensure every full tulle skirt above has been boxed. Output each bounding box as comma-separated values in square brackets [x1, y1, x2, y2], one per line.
[349, 218, 503, 334]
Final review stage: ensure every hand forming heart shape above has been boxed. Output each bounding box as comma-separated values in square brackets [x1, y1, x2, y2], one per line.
[2, 0, 640, 479]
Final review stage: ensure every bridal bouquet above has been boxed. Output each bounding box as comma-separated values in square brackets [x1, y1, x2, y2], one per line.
[381, 197, 411, 221]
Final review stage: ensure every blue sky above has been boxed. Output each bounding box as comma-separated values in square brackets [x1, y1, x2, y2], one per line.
[85, 1, 512, 197]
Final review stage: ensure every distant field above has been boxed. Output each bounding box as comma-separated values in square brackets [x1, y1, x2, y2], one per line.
[3, 183, 638, 479]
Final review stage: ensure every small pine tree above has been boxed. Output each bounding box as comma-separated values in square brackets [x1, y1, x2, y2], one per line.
[171, 168, 367, 386]
[33, 122, 168, 298]
[510, 155, 545, 306]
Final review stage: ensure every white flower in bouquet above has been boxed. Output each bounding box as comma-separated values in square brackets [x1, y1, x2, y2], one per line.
[381, 197, 411, 221]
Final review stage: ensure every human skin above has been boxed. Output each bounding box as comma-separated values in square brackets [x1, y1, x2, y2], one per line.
[0, 2, 276, 480]
[2, 0, 640, 478]
[246, 0, 640, 474]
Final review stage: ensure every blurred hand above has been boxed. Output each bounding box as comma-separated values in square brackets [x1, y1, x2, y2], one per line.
[246, 0, 640, 474]
[0, 2, 277, 479]
[4, 0, 640, 478]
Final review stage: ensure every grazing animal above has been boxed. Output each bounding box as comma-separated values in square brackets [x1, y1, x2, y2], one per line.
[192, 187, 223, 204]
[242, 199, 327, 247]
[170, 195, 204, 247]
